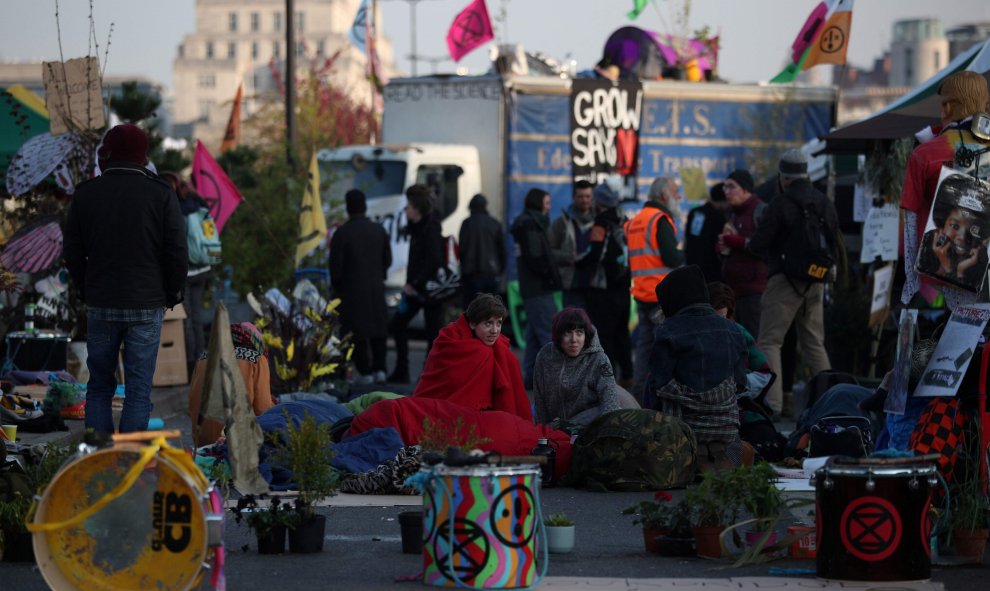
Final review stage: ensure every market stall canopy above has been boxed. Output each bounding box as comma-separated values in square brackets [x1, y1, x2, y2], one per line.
[1, 85, 50, 186]
[822, 39, 990, 154]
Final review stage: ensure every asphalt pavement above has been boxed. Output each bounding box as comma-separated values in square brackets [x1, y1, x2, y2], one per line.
[3, 340, 985, 589]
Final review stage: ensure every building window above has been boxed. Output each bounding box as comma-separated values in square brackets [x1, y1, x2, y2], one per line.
[252, 72, 260, 90]
[317, 40, 325, 56]
[198, 74, 216, 88]
[905, 46, 913, 84]
[228, 42, 236, 59]
[198, 100, 211, 120]
[206, 42, 214, 59]
[250, 12, 259, 32]
[295, 41, 304, 57]
[296, 12, 304, 32]
[178, 44, 184, 59]
[229, 12, 237, 32]
[274, 12, 282, 32]
[251, 42, 259, 60]
[934, 51, 941, 70]
[273, 41, 281, 59]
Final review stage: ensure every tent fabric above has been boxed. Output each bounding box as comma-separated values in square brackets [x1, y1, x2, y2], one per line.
[822, 40, 990, 153]
[1, 85, 50, 186]
[0, 218, 62, 273]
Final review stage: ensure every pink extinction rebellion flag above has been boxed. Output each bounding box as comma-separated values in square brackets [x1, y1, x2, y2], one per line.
[191, 140, 243, 234]
[446, 0, 494, 62]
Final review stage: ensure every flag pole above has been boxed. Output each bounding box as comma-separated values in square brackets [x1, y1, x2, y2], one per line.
[285, 0, 297, 170]
[371, 0, 378, 144]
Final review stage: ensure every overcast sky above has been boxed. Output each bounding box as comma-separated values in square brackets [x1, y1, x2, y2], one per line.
[1, 0, 988, 92]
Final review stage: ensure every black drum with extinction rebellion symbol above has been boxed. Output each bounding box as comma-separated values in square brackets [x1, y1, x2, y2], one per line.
[814, 461, 938, 581]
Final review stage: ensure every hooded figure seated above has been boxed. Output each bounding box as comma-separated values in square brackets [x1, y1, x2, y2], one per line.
[412, 293, 532, 421]
[647, 264, 748, 471]
[533, 307, 636, 429]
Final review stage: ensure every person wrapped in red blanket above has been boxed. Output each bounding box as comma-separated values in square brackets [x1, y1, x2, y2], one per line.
[412, 293, 532, 421]
[347, 396, 573, 481]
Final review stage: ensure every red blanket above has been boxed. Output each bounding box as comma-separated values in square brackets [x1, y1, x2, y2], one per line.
[413, 315, 532, 421]
[348, 397, 572, 480]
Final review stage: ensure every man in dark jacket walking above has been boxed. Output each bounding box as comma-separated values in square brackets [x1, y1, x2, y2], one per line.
[510, 188, 562, 388]
[388, 184, 446, 383]
[458, 193, 506, 309]
[64, 123, 188, 435]
[330, 190, 393, 385]
[721, 150, 838, 416]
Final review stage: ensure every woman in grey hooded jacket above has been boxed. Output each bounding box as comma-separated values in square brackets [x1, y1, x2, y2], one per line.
[533, 307, 625, 427]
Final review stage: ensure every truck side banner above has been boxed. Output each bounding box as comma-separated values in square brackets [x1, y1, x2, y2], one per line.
[569, 79, 644, 191]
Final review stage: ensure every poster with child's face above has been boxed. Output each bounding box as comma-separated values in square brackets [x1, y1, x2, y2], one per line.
[916, 166, 990, 293]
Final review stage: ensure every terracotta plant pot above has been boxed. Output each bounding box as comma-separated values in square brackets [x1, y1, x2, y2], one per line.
[256, 524, 287, 555]
[953, 529, 988, 564]
[692, 525, 725, 559]
[642, 527, 670, 554]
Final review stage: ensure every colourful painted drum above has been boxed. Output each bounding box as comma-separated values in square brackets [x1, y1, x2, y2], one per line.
[30, 444, 222, 591]
[814, 462, 937, 582]
[422, 464, 541, 589]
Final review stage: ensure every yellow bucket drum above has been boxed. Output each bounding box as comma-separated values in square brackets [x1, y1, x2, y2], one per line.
[29, 438, 223, 591]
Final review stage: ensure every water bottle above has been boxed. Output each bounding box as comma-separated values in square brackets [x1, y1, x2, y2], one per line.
[24, 302, 36, 335]
[531, 438, 556, 487]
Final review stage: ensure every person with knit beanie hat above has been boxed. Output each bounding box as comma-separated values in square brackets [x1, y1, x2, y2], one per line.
[64, 122, 188, 436]
[717, 168, 767, 337]
[737, 150, 839, 417]
[96, 123, 149, 172]
[900, 69, 990, 312]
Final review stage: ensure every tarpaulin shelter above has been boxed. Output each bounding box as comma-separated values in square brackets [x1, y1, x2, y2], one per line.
[823, 39, 990, 153]
[1, 85, 49, 186]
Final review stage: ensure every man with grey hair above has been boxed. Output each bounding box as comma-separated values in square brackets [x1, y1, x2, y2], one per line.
[724, 149, 838, 417]
[624, 176, 684, 404]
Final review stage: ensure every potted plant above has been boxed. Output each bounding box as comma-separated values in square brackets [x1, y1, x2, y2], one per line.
[543, 512, 575, 554]
[733, 463, 784, 548]
[949, 476, 989, 563]
[232, 495, 299, 554]
[0, 487, 32, 562]
[684, 470, 737, 559]
[1, 442, 70, 562]
[622, 491, 688, 554]
[276, 410, 339, 553]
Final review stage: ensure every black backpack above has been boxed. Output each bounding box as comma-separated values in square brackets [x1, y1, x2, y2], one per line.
[780, 194, 834, 283]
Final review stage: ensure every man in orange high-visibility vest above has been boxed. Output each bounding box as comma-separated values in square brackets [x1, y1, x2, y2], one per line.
[624, 177, 684, 404]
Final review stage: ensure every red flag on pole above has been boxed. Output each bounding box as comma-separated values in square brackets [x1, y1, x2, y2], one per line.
[220, 84, 243, 154]
[191, 140, 243, 234]
[446, 0, 494, 62]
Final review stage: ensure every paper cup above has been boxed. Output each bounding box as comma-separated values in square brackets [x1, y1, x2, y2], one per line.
[1, 424, 16, 442]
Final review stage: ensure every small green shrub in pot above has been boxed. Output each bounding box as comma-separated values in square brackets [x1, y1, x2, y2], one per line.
[543, 512, 574, 527]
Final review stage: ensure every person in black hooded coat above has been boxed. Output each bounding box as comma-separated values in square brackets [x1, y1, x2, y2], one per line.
[647, 264, 747, 471]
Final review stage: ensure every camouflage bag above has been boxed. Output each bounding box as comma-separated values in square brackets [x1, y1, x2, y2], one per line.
[565, 409, 697, 491]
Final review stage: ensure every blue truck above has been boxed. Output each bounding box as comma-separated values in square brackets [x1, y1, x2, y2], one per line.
[318, 75, 836, 329]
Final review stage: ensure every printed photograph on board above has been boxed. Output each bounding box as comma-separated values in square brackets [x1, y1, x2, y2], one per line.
[916, 167, 990, 293]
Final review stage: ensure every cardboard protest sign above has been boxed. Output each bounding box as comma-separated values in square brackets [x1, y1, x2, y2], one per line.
[916, 166, 990, 293]
[868, 264, 893, 327]
[860, 203, 899, 263]
[915, 303, 990, 397]
[43, 57, 105, 135]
